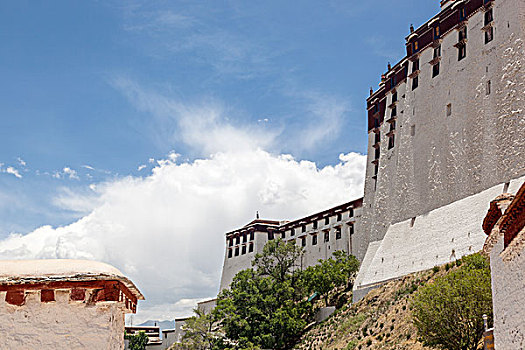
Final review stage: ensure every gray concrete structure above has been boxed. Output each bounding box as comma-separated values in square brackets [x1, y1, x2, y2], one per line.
[355, 0, 525, 297]
[219, 199, 363, 291]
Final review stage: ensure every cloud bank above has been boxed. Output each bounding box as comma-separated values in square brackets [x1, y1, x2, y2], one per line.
[0, 149, 365, 322]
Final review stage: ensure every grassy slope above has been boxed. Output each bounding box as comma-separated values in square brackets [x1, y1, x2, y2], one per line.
[295, 267, 453, 350]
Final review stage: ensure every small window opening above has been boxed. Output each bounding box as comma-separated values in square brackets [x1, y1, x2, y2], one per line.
[348, 223, 354, 235]
[336, 227, 342, 240]
[432, 62, 440, 78]
[411, 125, 416, 136]
[486, 80, 491, 95]
[324, 217, 329, 225]
[392, 91, 398, 103]
[324, 231, 330, 243]
[235, 236, 240, 245]
[391, 106, 397, 118]
[412, 59, 419, 73]
[242, 234, 247, 243]
[250, 232, 254, 241]
[458, 44, 467, 61]
[412, 75, 419, 90]
[447, 103, 452, 116]
[235, 247, 239, 256]
[484, 8, 493, 26]
[410, 217, 416, 228]
[290, 229, 295, 237]
[228, 249, 233, 258]
[433, 45, 441, 59]
[312, 235, 318, 246]
[301, 237, 306, 247]
[349, 208, 354, 217]
[249, 243, 254, 253]
[242, 245, 247, 255]
[268, 232, 274, 240]
[485, 27, 494, 44]
[458, 26, 467, 41]
[388, 135, 395, 149]
[229, 238, 233, 247]
[337, 213, 342, 221]
[313, 221, 318, 229]
[302, 225, 306, 233]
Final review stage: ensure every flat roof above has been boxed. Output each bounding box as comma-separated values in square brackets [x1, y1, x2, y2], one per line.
[0, 259, 144, 300]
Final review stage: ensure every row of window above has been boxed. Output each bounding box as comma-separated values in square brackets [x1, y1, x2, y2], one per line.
[227, 242, 254, 258]
[228, 231, 255, 247]
[297, 226, 347, 247]
[277, 215, 354, 240]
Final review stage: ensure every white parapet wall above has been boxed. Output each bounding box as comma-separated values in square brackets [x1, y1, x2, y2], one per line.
[354, 175, 525, 298]
[0, 259, 143, 350]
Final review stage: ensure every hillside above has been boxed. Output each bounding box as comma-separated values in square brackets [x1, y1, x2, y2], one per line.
[295, 267, 450, 350]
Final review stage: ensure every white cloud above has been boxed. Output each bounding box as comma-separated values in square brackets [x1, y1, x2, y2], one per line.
[17, 158, 26, 167]
[0, 149, 366, 322]
[53, 167, 80, 180]
[138, 165, 147, 171]
[4, 167, 22, 179]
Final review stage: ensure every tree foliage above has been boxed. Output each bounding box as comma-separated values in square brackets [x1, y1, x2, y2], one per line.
[302, 251, 360, 303]
[214, 239, 360, 350]
[126, 331, 149, 350]
[172, 309, 221, 350]
[411, 253, 493, 350]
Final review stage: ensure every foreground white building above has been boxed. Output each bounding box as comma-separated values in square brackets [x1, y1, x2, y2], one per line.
[0, 259, 143, 350]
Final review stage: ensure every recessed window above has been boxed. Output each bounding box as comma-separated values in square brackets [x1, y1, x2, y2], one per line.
[374, 163, 379, 176]
[242, 234, 247, 243]
[458, 44, 467, 61]
[434, 26, 440, 40]
[250, 232, 255, 241]
[485, 27, 494, 44]
[412, 76, 419, 90]
[392, 92, 398, 103]
[412, 59, 419, 73]
[447, 103, 452, 117]
[375, 147, 380, 160]
[411, 125, 416, 136]
[302, 225, 306, 233]
[324, 217, 329, 225]
[336, 227, 342, 240]
[349, 209, 354, 217]
[324, 231, 330, 243]
[236, 236, 240, 245]
[235, 247, 239, 256]
[460, 8, 466, 20]
[290, 229, 294, 237]
[348, 223, 354, 235]
[312, 235, 318, 246]
[301, 237, 306, 247]
[391, 107, 397, 118]
[458, 26, 467, 41]
[228, 249, 233, 258]
[313, 221, 318, 229]
[242, 245, 247, 255]
[433, 45, 441, 59]
[249, 243, 254, 253]
[281, 231, 285, 239]
[484, 8, 493, 26]
[486, 80, 491, 95]
[388, 135, 395, 149]
[229, 238, 233, 247]
[268, 232, 274, 240]
[337, 213, 342, 221]
[432, 63, 440, 78]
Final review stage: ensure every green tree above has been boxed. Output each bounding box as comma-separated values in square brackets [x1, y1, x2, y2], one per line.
[302, 251, 360, 304]
[126, 331, 149, 350]
[172, 310, 220, 350]
[411, 253, 493, 350]
[214, 239, 310, 350]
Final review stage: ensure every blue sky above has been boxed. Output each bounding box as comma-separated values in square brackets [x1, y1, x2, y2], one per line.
[0, 1, 440, 320]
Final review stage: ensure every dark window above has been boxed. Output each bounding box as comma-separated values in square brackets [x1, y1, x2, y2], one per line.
[337, 213, 342, 221]
[349, 223, 355, 235]
[268, 232, 274, 240]
[301, 237, 306, 247]
[447, 103, 452, 117]
[249, 243, 254, 253]
[391, 107, 397, 118]
[312, 235, 318, 246]
[250, 232, 254, 241]
[484, 9, 493, 26]
[242, 233, 247, 243]
[336, 227, 342, 240]
[392, 92, 398, 103]
[458, 44, 466, 61]
[242, 245, 247, 255]
[434, 26, 440, 40]
[281, 231, 285, 239]
[412, 76, 419, 90]
[374, 133, 381, 144]
[290, 229, 295, 237]
[433, 45, 441, 59]
[374, 103, 379, 114]
[388, 135, 395, 149]
[374, 117, 380, 128]
[390, 76, 396, 88]
[228, 249, 233, 258]
[485, 27, 494, 44]
[432, 63, 440, 78]
[229, 238, 233, 247]
[302, 225, 306, 233]
[374, 163, 379, 176]
[313, 221, 318, 229]
[486, 80, 491, 95]
[374, 148, 380, 160]
[324, 231, 330, 243]
[460, 8, 466, 20]
[325, 217, 330, 225]
[389, 121, 396, 132]
[412, 59, 419, 73]
[236, 236, 240, 245]
[349, 209, 354, 217]
[235, 247, 239, 256]
[458, 26, 467, 41]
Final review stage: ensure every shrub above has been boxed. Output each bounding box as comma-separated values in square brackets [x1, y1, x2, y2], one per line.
[411, 253, 493, 350]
